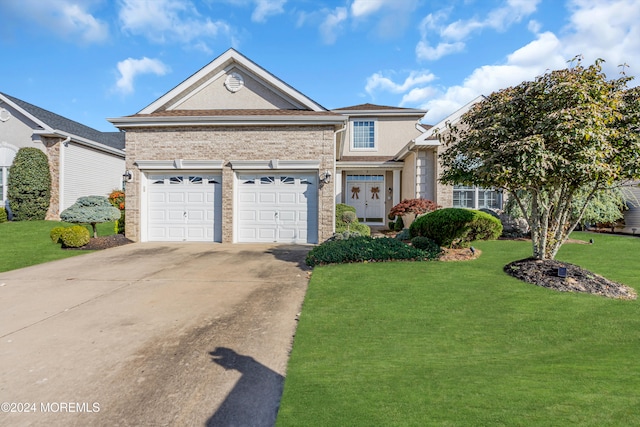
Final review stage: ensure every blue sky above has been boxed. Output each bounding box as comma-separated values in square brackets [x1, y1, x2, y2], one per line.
[1, 0, 639, 132]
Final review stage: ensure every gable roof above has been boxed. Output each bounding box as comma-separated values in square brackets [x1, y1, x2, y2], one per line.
[394, 95, 486, 160]
[0, 92, 125, 154]
[138, 48, 327, 115]
[332, 103, 427, 117]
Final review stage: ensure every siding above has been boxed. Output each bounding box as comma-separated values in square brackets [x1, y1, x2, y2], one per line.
[62, 142, 124, 210]
[622, 185, 640, 234]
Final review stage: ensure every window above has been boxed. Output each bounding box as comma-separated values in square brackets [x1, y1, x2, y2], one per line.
[352, 120, 376, 149]
[0, 167, 7, 205]
[453, 185, 501, 210]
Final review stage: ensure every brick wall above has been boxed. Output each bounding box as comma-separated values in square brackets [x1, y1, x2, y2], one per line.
[125, 125, 336, 243]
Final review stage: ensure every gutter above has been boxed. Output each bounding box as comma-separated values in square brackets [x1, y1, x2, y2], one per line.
[107, 115, 347, 128]
[33, 130, 125, 157]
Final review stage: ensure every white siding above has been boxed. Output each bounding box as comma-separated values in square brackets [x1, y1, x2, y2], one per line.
[62, 143, 124, 210]
[622, 185, 640, 234]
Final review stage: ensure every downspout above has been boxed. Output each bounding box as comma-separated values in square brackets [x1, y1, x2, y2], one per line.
[332, 122, 348, 236]
[58, 136, 71, 214]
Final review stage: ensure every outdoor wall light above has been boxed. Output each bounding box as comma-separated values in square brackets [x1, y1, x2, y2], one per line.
[122, 170, 133, 181]
[320, 170, 332, 184]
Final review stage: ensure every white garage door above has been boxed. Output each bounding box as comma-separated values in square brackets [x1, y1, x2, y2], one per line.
[148, 174, 222, 242]
[237, 173, 318, 243]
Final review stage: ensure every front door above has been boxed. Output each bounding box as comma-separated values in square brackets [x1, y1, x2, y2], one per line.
[346, 176, 385, 223]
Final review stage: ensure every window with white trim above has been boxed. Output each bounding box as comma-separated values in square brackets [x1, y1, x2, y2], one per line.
[351, 120, 376, 150]
[0, 145, 17, 207]
[453, 185, 501, 210]
[0, 166, 7, 206]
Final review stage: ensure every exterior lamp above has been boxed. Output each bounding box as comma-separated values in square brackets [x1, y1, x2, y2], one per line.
[320, 170, 332, 184]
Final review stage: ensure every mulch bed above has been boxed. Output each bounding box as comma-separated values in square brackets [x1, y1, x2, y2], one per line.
[65, 234, 134, 250]
[504, 258, 637, 300]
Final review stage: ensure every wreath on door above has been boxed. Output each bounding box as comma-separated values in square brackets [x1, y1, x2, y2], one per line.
[371, 186, 380, 199]
[351, 186, 360, 199]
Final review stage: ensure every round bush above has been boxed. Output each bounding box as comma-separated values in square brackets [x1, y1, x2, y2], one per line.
[0, 207, 7, 223]
[7, 147, 51, 220]
[50, 226, 65, 243]
[335, 203, 371, 236]
[410, 208, 502, 248]
[61, 225, 90, 248]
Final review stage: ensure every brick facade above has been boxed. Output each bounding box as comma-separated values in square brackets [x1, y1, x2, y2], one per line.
[125, 125, 336, 243]
[41, 136, 61, 220]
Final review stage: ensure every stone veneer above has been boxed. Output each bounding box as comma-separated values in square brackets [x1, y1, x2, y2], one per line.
[41, 136, 61, 220]
[124, 125, 337, 243]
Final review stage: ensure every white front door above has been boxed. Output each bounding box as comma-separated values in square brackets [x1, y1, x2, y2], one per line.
[237, 173, 318, 243]
[147, 174, 222, 242]
[346, 176, 385, 223]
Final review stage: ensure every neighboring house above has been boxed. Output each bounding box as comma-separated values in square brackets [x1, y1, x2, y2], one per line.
[0, 92, 125, 219]
[107, 49, 499, 244]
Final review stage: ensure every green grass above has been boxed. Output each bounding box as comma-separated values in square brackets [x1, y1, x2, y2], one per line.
[0, 220, 116, 272]
[277, 232, 640, 426]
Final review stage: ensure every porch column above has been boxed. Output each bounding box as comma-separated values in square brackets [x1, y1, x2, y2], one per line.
[392, 169, 401, 206]
[335, 169, 343, 204]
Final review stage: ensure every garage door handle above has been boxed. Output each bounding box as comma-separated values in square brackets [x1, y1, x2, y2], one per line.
[184, 211, 187, 218]
[274, 212, 278, 218]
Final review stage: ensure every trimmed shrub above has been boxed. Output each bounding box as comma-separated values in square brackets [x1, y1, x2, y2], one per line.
[306, 236, 427, 267]
[61, 225, 90, 248]
[410, 236, 442, 260]
[410, 208, 502, 248]
[50, 226, 65, 243]
[0, 207, 7, 223]
[7, 147, 51, 220]
[108, 189, 125, 234]
[335, 203, 370, 236]
[393, 216, 404, 231]
[61, 196, 121, 238]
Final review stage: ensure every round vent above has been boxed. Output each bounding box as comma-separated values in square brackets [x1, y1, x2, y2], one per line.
[0, 108, 11, 122]
[224, 72, 244, 93]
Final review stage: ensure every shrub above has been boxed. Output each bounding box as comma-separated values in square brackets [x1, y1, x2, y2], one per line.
[7, 147, 51, 220]
[410, 236, 442, 260]
[410, 208, 503, 248]
[108, 189, 125, 234]
[335, 203, 370, 236]
[395, 228, 411, 241]
[60, 196, 121, 238]
[388, 198, 440, 220]
[327, 231, 362, 241]
[60, 225, 90, 248]
[0, 207, 7, 223]
[393, 216, 404, 231]
[306, 236, 427, 267]
[50, 226, 65, 243]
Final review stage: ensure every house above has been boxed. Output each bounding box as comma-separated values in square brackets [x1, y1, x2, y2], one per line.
[108, 48, 488, 244]
[0, 92, 125, 219]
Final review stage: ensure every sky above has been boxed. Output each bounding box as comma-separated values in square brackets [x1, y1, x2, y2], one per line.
[0, 0, 639, 132]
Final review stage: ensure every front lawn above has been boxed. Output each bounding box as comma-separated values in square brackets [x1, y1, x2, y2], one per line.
[277, 232, 640, 426]
[0, 220, 115, 272]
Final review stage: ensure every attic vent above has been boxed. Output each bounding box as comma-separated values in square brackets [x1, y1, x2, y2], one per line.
[224, 72, 244, 93]
[0, 108, 10, 122]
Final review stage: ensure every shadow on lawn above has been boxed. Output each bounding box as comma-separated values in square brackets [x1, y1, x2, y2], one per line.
[207, 347, 284, 427]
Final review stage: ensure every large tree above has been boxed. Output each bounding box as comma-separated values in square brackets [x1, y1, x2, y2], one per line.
[439, 59, 640, 260]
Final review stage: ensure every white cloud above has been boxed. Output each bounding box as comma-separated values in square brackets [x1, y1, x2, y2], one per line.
[416, 0, 540, 61]
[252, 0, 287, 22]
[118, 0, 233, 47]
[1, 0, 108, 44]
[366, 71, 436, 95]
[114, 57, 169, 95]
[319, 7, 347, 44]
[351, 0, 385, 18]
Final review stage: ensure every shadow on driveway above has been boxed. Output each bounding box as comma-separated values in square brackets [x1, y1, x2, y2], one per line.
[207, 347, 284, 427]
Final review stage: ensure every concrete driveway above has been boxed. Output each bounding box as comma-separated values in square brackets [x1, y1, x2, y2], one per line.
[0, 243, 311, 426]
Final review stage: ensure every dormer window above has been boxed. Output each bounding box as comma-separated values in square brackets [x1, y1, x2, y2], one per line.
[351, 119, 376, 150]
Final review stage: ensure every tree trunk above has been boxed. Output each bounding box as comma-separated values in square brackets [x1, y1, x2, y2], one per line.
[91, 223, 98, 238]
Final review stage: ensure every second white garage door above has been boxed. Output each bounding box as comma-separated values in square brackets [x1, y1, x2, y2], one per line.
[237, 173, 318, 243]
[148, 174, 222, 242]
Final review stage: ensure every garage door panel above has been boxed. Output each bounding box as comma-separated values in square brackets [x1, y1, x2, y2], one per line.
[259, 192, 276, 203]
[237, 173, 317, 243]
[147, 173, 221, 242]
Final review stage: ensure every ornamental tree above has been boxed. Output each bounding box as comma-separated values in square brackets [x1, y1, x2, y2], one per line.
[60, 196, 121, 238]
[439, 59, 640, 260]
[7, 147, 51, 220]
